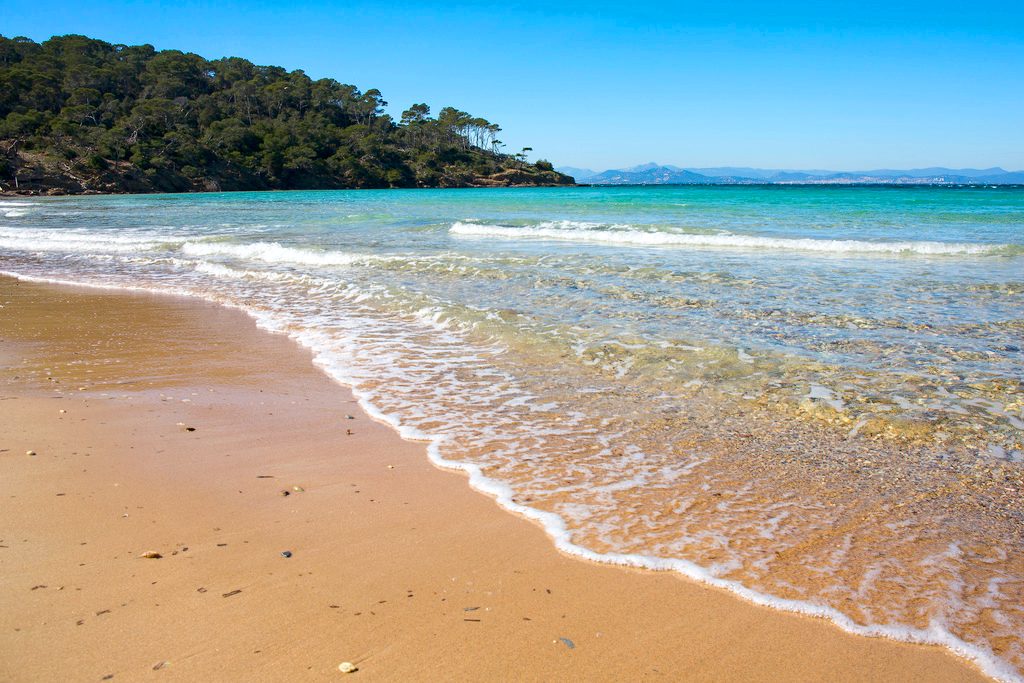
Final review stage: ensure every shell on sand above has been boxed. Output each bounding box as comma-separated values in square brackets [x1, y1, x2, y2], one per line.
[139, 551, 163, 559]
[338, 662, 358, 673]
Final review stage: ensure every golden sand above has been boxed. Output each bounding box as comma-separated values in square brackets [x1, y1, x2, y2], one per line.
[0, 277, 986, 681]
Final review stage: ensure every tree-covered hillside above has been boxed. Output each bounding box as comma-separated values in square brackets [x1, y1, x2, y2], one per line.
[0, 35, 573, 194]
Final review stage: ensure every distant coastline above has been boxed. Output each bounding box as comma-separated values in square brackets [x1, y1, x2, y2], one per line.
[569, 183, 1024, 188]
[4, 181, 1019, 197]
[562, 163, 1024, 186]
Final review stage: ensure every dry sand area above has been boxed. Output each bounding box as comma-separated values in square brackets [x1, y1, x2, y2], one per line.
[0, 276, 987, 681]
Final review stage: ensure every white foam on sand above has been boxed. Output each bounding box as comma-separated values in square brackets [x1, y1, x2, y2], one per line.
[1, 266, 1019, 683]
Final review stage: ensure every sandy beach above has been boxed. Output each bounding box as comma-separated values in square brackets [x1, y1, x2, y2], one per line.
[0, 275, 989, 682]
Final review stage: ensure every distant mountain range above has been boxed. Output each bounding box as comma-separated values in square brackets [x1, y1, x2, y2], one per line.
[556, 163, 1024, 185]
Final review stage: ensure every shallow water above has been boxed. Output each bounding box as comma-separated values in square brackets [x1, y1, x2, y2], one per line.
[1, 186, 1022, 679]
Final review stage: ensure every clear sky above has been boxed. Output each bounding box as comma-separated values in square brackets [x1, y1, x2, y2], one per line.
[4, 0, 1023, 171]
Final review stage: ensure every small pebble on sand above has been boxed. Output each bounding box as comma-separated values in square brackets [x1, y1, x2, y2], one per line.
[338, 662, 357, 674]
[139, 551, 162, 559]
[26, 450, 36, 456]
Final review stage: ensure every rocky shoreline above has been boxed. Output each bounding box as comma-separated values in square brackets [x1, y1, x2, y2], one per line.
[1, 145, 574, 196]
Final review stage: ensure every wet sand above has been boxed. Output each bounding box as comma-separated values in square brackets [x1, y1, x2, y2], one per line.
[0, 276, 988, 681]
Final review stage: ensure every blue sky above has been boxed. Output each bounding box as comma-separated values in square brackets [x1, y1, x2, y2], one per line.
[4, 0, 1023, 171]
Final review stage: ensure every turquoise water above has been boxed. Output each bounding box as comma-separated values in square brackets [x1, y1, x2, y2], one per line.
[2, 186, 1022, 679]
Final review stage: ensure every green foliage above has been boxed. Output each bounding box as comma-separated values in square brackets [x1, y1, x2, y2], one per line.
[0, 110, 49, 137]
[0, 34, 570, 191]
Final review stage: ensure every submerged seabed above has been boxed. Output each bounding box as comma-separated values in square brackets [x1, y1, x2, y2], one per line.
[2, 186, 1022, 679]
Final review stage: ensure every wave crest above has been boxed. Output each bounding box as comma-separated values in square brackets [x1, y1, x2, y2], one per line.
[0, 227, 174, 253]
[181, 240, 377, 266]
[450, 221, 1015, 256]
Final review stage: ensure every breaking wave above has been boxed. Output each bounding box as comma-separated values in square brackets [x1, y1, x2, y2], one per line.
[180, 240, 381, 266]
[450, 221, 1017, 255]
[0, 227, 178, 253]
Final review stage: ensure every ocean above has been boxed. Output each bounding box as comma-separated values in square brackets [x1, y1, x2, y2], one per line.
[2, 185, 1022, 680]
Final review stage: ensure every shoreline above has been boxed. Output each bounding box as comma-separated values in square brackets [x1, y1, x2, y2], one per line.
[0, 275, 992, 681]
[0, 182, 577, 198]
[4, 183, 1023, 199]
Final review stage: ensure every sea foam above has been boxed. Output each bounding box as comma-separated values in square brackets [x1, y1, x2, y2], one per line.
[181, 240, 379, 266]
[1, 263, 1020, 683]
[0, 227, 176, 253]
[450, 221, 1012, 255]
[3, 187, 1022, 682]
